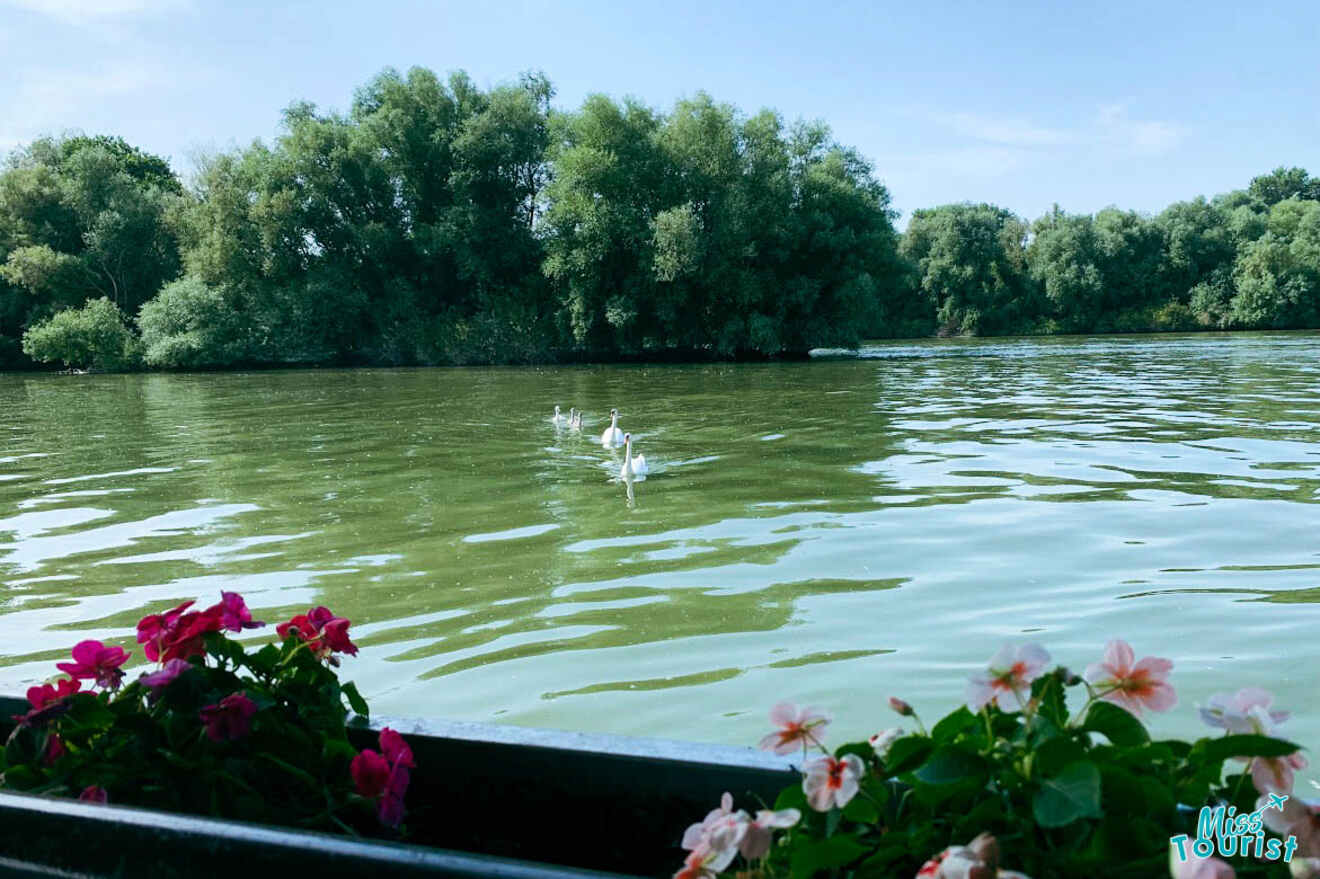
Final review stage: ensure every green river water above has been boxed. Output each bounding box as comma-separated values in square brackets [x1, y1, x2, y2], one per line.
[0, 332, 1316, 783]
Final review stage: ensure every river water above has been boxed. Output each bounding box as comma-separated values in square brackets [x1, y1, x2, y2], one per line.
[1, 332, 1316, 777]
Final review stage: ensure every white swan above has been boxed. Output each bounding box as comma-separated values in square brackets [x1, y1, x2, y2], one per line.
[620, 433, 648, 480]
[600, 408, 624, 447]
[551, 405, 566, 425]
[569, 408, 582, 430]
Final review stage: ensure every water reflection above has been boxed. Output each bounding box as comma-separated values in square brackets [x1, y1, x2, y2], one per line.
[0, 333, 1317, 777]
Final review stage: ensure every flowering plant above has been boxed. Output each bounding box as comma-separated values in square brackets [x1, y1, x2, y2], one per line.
[1, 592, 414, 836]
[677, 639, 1311, 878]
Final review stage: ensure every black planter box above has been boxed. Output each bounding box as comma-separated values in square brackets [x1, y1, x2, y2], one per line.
[0, 696, 794, 878]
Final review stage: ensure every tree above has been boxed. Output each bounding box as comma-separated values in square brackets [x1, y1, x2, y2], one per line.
[1247, 166, 1320, 207]
[21, 297, 140, 371]
[138, 276, 251, 368]
[901, 203, 1033, 335]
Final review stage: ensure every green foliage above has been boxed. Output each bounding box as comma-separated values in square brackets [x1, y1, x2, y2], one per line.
[0, 134, 182, 359]
[5, 74, 1320, 367]
[739, 674, 1301, 879]
[901, 203, 1033, 335]
[137, 276, 250, 368]
[1, 602, 404, 837]
[21, 297, 139, 371]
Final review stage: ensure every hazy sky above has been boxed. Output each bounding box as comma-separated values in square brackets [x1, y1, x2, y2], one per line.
[1, 0, 1316, 222]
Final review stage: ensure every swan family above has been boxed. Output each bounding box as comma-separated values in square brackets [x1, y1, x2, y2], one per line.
[551, 404, 649, 480]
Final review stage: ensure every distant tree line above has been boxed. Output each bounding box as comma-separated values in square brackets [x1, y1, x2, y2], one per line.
[2, 67, 1318, 371]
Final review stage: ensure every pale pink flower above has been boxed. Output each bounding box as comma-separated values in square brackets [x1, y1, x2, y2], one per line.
[1260, 794, 1320, 858]
[1084, 638, 1176, 715]
[802, 753, 863, 811]
[739, 808, 800, 860]
[1199, 687, 1289, 733]
[672, 837, 738, 879]
[915, 833, 1024, 879]
[680, 792, 748, 852]
[1253, 751, 1308, 796]
[1291, 858, 1320, 879]
[965, 644, 1050, 712]
[869, 727, 904, 758]
[1170, 851, 1235, 879]
[758, 702, 830, 754]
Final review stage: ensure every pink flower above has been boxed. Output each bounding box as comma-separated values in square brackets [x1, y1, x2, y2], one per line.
[351, 749, 390, 798]
[1252, 751, 1308, 796]
[802, 754, 864, 811]
[1199, 687, 1289, 733]
[26, 677, 80, 710]
[1083, 638, 1176, 715]
[1171, 851, 1235, 879]
[137, 600, 224, 663]
[379, 727, 415, 769]
[1292, 859, 1320, 879]
[966, 643, 1050, 712]
[351, 728, 414, 828]
[739, 808, 799, 860]
[916, 833, 1009, 879]
[78, 786, 107, 804]
[56, 640, 130, 690]
[277, 606, 357, 661]
[217, 591, 263, 632]
[681, 792, 748, 853]
[758, 702, 830, 754]
[889, 696, 914, 717]
[139, 658, 192, 695]
[673, 840, 738, 879]
[198, 692, 257, 742]
[16, 678, 80, 727]
[870, 727, 904, 759]
[321, 617, 359, 656]
[44, 734, 66, 765]
[1260, 794, 1320, 857]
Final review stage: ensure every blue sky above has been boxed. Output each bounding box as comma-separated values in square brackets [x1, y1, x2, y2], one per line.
[1, 0, 1316, 223]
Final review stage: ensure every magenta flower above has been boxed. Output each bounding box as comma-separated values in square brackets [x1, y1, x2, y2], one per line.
[139, 658, 192, 696]
[26, 677, 81, 710]
[44, 734, 66, 765]
[1083, 638, 1176, 715]
[802, 754, 864, 812]
[198, 692, 257, 742]
[966, 643, 1050, 712]
[351, 749, 390, 798]
[351, 727, 415, 828]
[78, 786, 107, 804]
[217, 591, 263, 632]
[757, 702, 830, 755]
[56, 640, 130, 690]
[277, 606, 358, 661]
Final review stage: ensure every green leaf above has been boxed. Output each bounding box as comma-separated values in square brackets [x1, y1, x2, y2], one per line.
[884, 736, 933, 774]
[913, 745, 985, 786]
[930, 706, 976, 743]
[1033, 760, 1103, 828]
[341, 681, 369, 719]
[1082, 701, 1150, 747]
[775, 783, 808, 812]
[842, 791, 879, 824]
[789, 834, 869, 879]
[1191, 734, 1301, 764]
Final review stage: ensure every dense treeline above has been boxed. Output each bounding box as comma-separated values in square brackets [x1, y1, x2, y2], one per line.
[2, 67, 1319, 371]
